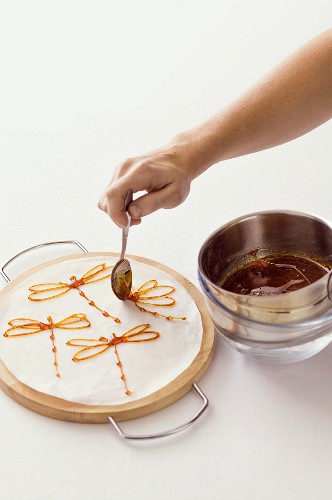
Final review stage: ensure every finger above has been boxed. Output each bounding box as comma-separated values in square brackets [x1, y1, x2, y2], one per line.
[97, 159, 134, 215]
[130, 217, 142, 226]
[97, 190, 108, 212]
[128, 184, 187, 218]
[105, 166, 168, 227]
[104, 185, 132, 228]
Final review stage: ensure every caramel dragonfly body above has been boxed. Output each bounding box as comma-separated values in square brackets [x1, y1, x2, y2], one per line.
[67, 324, 160, 395]
[28, 263, 120, 323]
[3, 314, 91, 377]
[127, 280, 187, 320]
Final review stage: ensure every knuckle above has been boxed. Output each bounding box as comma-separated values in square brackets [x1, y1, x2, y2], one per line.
[116, 157, 134, 176]
[172, 190, 184, 206]
[135, 160, 153, 175]
[105, 186, 115, 199]
[115, 158, 153, 182]
[169, 181, 190, 207]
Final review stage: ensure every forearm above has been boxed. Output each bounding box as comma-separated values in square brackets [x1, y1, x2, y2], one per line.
[175, 29, 332, 180]
[99, 30, 332, 226]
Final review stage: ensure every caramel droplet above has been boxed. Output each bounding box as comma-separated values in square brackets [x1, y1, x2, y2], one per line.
[102, 311, 109, 317]
[115, 318, 121, 323]
[56, 373, 61, 378]
[89, 301, 95, 306]
[52, 346, 57, 353]
[126, 390, 132, 396]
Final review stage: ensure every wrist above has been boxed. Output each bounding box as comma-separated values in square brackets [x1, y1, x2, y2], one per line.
[170, 125, 222, 181]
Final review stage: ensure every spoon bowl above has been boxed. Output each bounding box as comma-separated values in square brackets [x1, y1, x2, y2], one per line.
[111, 258, 132, 300]
[111, 190, 133, 300]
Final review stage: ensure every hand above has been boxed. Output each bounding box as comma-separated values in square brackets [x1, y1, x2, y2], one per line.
[98, 146, 191, 228]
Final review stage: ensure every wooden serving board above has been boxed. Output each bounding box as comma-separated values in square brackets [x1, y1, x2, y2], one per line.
[0, 252, 215, 423]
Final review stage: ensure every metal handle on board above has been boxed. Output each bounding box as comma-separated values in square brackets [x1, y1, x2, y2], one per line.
[0, 240, 88, 282]
[108, 383, 208, 440]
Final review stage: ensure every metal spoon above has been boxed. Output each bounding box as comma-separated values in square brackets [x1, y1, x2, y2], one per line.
[111, 190, 133, 300]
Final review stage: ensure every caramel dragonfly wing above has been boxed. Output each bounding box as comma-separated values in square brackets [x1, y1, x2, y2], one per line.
[55, 313, 91, 330]
[136, 280, 158, 293]
[136, 281, 176, 305]
[132, 281, 187, 321]
[4, 318, 43, 337]
[137, 295, 176, 307]
[81, 263, 113, 284]
[67, 337, 111, 361]
[122, 324, 160, 342]
[136, 280, 175, 297]
[28, 282, 70, 301]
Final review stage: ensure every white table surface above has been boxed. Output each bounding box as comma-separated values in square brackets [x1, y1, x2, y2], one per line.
[1, 1, 332, 499]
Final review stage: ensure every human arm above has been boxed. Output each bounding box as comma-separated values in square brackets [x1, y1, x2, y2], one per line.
[98, 29, 332, 227]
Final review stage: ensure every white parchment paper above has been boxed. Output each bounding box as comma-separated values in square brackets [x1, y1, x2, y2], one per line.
[0, 256, 202, 405]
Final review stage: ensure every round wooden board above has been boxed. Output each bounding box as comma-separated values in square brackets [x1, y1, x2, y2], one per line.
[0, 252, 215, 423]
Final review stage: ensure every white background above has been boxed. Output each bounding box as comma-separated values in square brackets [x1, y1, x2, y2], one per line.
[0, 1, 332, 499]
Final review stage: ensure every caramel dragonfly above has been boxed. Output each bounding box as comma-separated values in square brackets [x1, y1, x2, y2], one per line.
[67, 324, 160, 395]
[126, 280, 187, 321]
[28, 263, 120, 323]
[3, 313, 91, 377]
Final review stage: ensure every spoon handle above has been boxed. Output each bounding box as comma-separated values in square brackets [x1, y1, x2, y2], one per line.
[120, 190, 133, 260]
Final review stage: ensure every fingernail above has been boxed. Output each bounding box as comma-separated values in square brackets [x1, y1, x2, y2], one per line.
[130, 205, 141, 218]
